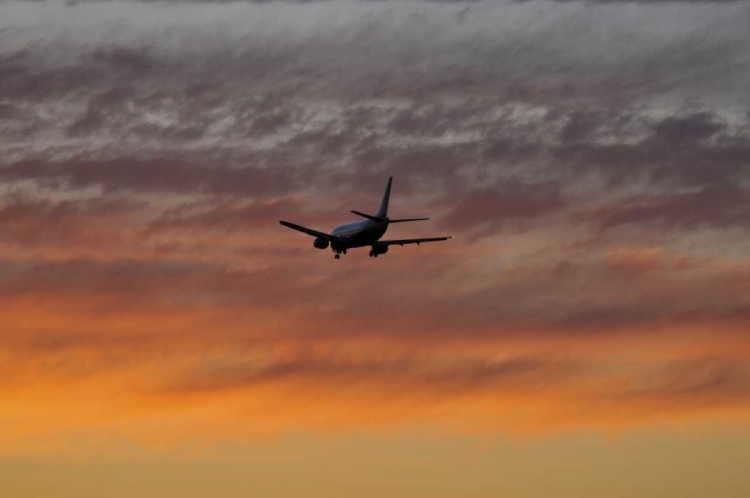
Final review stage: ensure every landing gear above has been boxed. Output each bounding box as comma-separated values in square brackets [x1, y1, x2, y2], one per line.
[335, 254, 340, 259]
[368, 250, 378, 258]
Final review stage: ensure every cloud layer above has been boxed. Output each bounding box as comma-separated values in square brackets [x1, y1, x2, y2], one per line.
[1, 0, 750, 453]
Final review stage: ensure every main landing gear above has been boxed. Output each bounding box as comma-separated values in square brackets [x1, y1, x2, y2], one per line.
[333, 248, 347, 260]
[368, 250, 378, 258]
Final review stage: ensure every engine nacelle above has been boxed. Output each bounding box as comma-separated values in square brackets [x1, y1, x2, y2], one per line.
[313, 237, 329, 250]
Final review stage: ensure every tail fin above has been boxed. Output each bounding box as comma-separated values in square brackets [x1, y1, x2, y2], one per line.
[376, 176, 392, 218]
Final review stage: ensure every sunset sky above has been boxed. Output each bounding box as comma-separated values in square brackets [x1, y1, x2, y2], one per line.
[1, 0, 750, 496]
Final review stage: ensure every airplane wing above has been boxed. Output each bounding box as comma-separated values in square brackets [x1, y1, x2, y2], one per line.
[377, 236, 453, 247]
[279, 220, 335, 241]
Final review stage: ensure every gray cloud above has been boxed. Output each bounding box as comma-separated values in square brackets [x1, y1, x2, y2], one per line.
[1, 0, 749, 338]
[0, 155, 318, 197]
[160, 352, 570, 395]
[439, 180, 567, 237]
[0, 195, 141, 247]
[577, 185, 750, 231]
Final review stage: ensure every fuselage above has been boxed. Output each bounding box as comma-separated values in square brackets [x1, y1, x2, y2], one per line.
[330, 219, 388, 250]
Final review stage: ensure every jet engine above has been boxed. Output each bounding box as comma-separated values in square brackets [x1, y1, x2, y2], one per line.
[369, 244, 388, 257]
[313, 237, 329, 250]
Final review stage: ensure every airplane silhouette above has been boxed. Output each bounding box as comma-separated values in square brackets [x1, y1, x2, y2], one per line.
[279, 177, 453, 259]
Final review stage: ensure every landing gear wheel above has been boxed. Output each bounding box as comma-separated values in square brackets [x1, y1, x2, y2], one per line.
[335, 254, 340, 259]
[369, 251, 374, 257]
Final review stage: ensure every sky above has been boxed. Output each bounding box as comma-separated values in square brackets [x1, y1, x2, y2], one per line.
[1, 0, 750, 496]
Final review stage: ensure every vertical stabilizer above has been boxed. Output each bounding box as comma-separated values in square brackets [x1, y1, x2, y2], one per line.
[376, 177, 392, 218]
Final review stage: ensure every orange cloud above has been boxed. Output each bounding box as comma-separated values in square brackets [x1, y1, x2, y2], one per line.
[2, 281, 750, 457]
[1, 165, 749, 457]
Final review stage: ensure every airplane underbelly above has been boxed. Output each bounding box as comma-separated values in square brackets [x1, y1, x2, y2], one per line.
[348, 226, 387, 247]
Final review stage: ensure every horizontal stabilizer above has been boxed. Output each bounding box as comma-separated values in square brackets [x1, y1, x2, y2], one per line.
[378, 236, 453, 246]
[388, 217, 429, 223]
[351, 210, 386, 222]
[352, 210, 427, 223]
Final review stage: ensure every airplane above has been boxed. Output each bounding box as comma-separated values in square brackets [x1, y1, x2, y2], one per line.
[279, 177, 453, 259]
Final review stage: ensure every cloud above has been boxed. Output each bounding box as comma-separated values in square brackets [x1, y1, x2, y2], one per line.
[652, 111, 726, 144]
[162, 353, 560, 396]
[603, 246, 700, 273]
[439, 180, 567, 237]
[0, 195, 140, 246]
[1, 0, 750, 453]
[577, 185, 750, 231]
[0, 156, 315, 197]
[146, 198, 307, 234]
